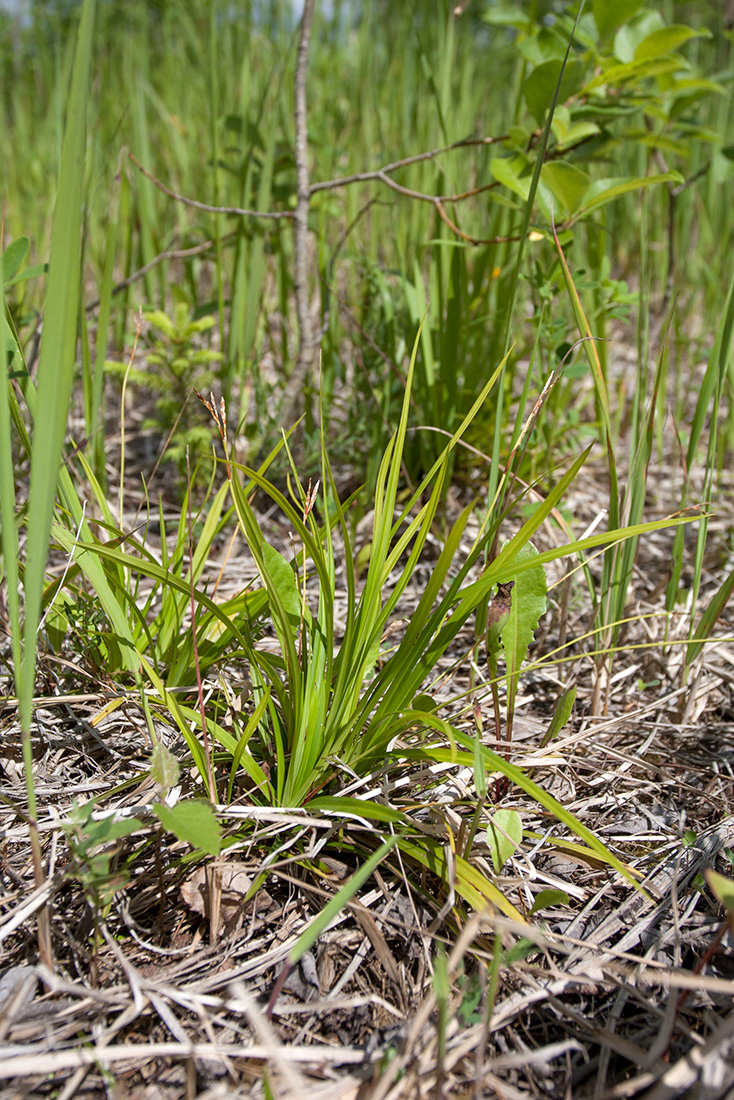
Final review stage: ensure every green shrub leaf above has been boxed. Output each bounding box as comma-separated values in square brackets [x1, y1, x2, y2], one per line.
[154, 800, 222, 856]
[634, 25, 707, 63]
[524, 60, 584, 124]
[2, 237, 29, 282]
[580, 172, 683, 217]
[541, 161, 591, 216]
[592, 0, 645, 41]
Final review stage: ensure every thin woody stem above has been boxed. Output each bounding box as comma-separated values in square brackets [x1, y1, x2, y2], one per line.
[308, 133, 510, 194]
[128, 134, 512, 219]
[128, 153, 293, 220]
[293, 0, 317, 384]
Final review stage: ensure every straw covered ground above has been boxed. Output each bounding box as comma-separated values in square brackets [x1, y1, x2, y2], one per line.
[2, 391, 734, 1099]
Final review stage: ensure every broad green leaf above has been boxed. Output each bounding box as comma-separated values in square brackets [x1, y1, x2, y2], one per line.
[260, 541, 302, 640]
[154, 800, 222, 856]
[585, 56, 685, 91]
[508, 125, 530, 147]
[491, 157, 530, 203]
[669, 78, 727, 102]
[528, 888, 570, 915]
[487, 809, 523, 873]
[552, 116, 600, 148]
[501, 542, 547, 695]
[613, 10, 663, 60]
[81, 814, 142, 846]
[592, 0, 645, 41]
[634, 26, 706, 63]
[524, 60, 584, 124]
[490, 157, 555, 222]
[541, 161, 590, 216]
[483, 4, 529, 31]
[4, 262, 47, 288]
[580, 173, 683, 217]
[505, 939, 537, 964]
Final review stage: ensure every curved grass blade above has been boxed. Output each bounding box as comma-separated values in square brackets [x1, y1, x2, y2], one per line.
[397, 837, 525, 920]
[384, 711, 650, 898]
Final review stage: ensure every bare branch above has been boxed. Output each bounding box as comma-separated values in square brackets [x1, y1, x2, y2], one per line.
[433, 200, 519, 247]
[308, 134, 509, 194]
[128, 153, 294, 220]
[126, 134, 512, 221]
[85, 236, 231, 311]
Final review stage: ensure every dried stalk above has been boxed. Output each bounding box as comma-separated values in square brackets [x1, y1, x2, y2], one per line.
[292, 0, 317, 393]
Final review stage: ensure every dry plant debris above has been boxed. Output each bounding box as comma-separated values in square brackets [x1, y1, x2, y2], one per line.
[2, 437, 734, 1099]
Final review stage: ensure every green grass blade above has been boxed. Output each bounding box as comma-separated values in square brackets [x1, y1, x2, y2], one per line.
[88, 175, 120, 489]
[397, 714, 648, 898]
[397, 837, 525, 919]
[286, 836, 399, 966]
[20, 0, 96, 731]
[0, 258, 22, 675]
[687, 564, 734, 667]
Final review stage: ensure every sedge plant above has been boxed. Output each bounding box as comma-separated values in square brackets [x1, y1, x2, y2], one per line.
[42, 315, 698, 916]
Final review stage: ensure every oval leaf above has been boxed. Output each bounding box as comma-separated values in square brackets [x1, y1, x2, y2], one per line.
[541, 161, 591, 216]
[524, 60, 584, 124]
[487, 808, 523, 874]
[581, 172, 683, 216]
[501, 542, 547, 689]
[261, 541, 302, 639]
[150, 743, 181, 792]
[634, 25, 706, 63]
[529, 888, 571, 915]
